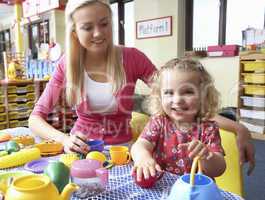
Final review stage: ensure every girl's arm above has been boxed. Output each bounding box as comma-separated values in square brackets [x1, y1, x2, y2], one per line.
[131, 138, 162, 181]
[213, 114, 255, 175]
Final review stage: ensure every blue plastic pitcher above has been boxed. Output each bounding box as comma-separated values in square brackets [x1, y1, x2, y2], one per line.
[168, 156, 223, 200]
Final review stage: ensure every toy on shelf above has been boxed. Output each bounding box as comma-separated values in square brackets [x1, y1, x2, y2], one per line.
[7, 60, 26, 80]
[0, 148, 41, 169]
[35, 140, 63, 156]
[168, 156, 222, 200]
[11, 135, 35, 146]
[0, 134, 12, 143]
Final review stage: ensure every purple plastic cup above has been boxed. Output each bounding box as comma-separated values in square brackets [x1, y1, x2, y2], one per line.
[87, 140, 104, 152]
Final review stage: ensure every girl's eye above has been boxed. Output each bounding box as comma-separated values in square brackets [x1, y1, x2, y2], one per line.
[183, 89, 195, 95]
[163, 90, 173, 95]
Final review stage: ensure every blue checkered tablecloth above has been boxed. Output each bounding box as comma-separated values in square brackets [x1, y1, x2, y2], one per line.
[69, 164, 243, 200]
[0, 128, 243, 200]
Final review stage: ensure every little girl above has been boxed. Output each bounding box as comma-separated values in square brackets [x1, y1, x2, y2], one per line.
[131, 58, 226, 182]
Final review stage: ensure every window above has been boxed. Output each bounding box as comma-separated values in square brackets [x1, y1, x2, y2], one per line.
[0, 29, 11, 65]
[110, 0, 134, 46]
[193, 0, 219, 49]
[187, 0, 265, 50]
[28, 20, 49, 59]
[124, 1, 134, 47]
[226, 0, 265, 45]
[110, 3, 119, 45]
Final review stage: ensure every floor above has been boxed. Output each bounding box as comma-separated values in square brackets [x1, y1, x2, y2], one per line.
[243, 139, 265, 200]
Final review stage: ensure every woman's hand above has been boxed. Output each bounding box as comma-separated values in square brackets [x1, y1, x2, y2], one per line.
[236, 125, 255, 175]
[63, 131, 90, 154]
[132, 157, 162, 182]
[213, 115, 256, 175]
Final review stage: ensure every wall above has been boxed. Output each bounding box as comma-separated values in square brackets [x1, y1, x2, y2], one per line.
[199, 56, 240, 108]
[51, 10, 65, 50]
[134, 0, 185, 94]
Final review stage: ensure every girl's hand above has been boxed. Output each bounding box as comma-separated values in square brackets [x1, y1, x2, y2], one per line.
[179, 139, 213, 160]
[131, 157, 162, 182]
[63, 131, 90, 154]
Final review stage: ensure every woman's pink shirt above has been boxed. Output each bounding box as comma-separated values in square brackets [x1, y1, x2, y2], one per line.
[31, 47, 156, 144]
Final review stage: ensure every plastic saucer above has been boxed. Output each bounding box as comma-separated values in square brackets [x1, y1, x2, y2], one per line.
[24, 158, 49, 173]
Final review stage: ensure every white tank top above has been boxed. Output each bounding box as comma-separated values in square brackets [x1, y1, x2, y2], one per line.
[84, 74, 117, 114]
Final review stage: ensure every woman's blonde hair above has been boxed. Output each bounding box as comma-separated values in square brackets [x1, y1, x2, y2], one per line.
[65, 0, 125, 105]
[146, 58, 220, 120]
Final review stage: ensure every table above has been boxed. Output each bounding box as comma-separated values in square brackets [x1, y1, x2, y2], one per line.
[0, 128, 244, 200]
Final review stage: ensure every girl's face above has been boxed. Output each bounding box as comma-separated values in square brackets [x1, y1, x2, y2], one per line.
[72, 3, 112, 55]
[160, 69, 201, 124]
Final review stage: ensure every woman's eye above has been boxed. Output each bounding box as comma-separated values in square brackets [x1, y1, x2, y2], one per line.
[101, 22, 109, 27]
[81, 26, 93, 31]
[184, 89, 195, 95]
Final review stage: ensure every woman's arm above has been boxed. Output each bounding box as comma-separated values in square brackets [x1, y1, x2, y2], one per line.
[28, 115, 89, 154]
[28, 115, 67, 143]
[213, 114, 255, 175]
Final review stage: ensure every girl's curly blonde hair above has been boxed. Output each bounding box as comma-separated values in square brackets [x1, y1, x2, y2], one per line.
[145, 57, 220, 120]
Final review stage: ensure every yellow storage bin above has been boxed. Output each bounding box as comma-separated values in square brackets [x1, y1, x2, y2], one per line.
[0, 113, 6, 122]
[0, 121, 8, 130]
[8, 101, 34, 111]
[0, 96, 4, 104]
[242, 73, 265, 84]
[26, 93, 35, 100]
[9, 119, 28, 128]
[0, 87, 3, 95]
[8, 94, 27, 103]
[7, 93, 35, 103]
[9, 110, 32, 120]
[7, 84, 34, 94]
[0, 105, 5, 113]
[244, 85, 265, 96]
[243, 61, 265, 72]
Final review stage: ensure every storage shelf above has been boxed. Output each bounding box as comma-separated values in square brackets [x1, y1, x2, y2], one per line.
[251, 133, 265, 141]
[239, 53, 265, 140]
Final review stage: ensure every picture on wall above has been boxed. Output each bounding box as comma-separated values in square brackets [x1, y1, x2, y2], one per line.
[136, 16, 172, 39]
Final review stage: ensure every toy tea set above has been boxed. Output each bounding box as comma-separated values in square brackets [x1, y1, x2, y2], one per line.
[167, 156, 223, 200]
[0, 136, 132, 199]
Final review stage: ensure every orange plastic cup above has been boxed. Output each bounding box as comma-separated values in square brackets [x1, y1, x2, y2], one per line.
[109, 146, 131, 165]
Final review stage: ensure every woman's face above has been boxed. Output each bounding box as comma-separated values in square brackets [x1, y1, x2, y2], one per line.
[160, 70, 201, 124]
[72, 2, 112, 55]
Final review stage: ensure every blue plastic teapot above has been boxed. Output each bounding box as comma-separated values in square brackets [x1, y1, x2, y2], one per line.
[168, 156, 223, 200]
